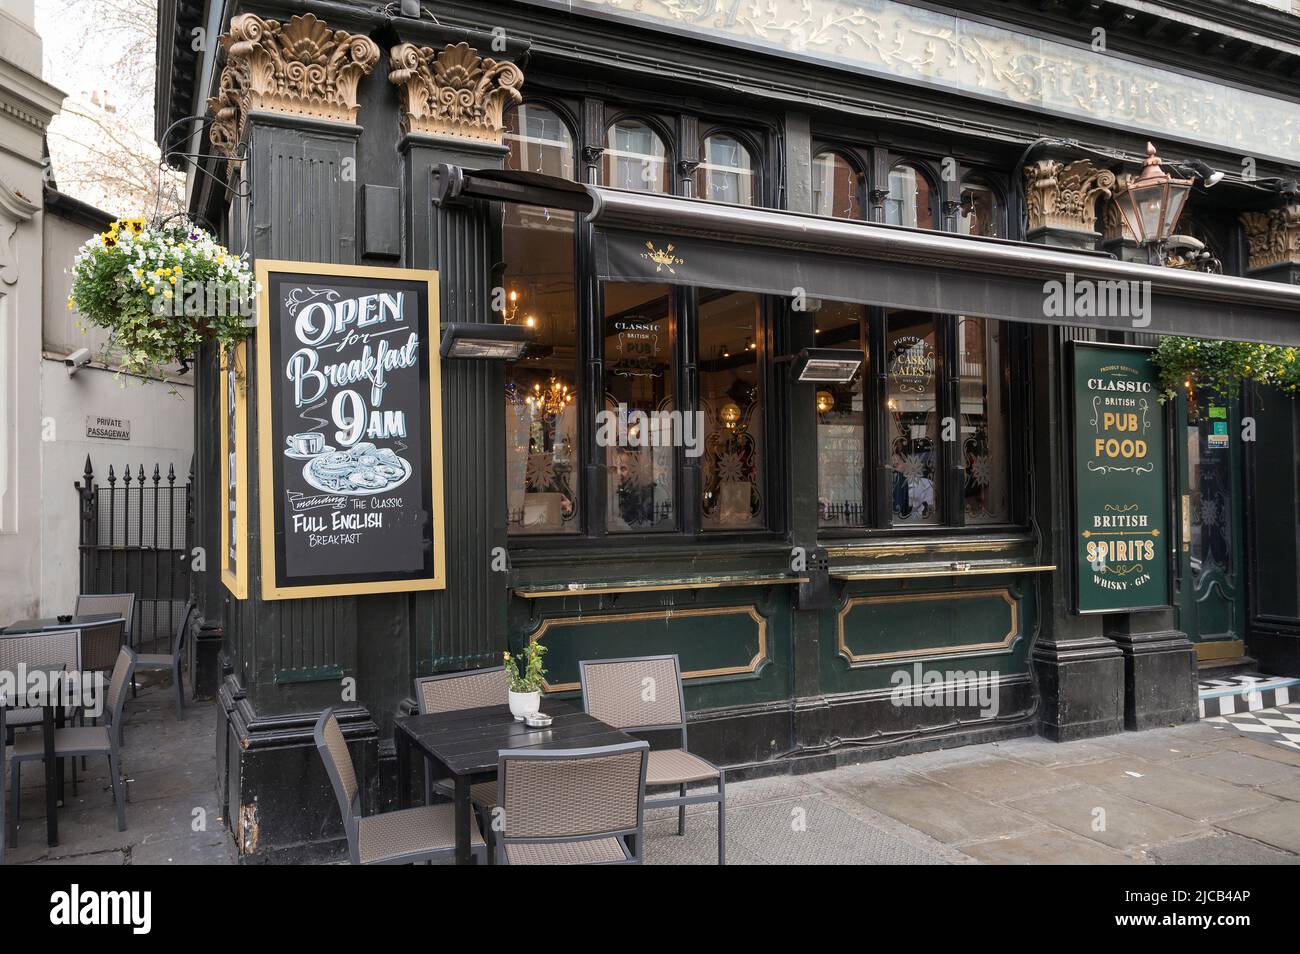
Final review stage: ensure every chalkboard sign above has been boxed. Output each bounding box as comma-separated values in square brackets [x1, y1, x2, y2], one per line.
[220, 343, 248, 598]
[1071, 342, 1169, 613]
[254, 261, 445, 599]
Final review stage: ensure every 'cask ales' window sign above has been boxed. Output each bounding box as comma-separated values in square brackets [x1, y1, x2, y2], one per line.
[254, 261, 445, 600]
[1071, 343, 1170, 613]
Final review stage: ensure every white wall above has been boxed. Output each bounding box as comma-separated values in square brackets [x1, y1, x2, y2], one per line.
[38, 208, 194, 616]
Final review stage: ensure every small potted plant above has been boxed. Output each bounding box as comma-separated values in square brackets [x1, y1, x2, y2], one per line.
[503, 640, 547, 721]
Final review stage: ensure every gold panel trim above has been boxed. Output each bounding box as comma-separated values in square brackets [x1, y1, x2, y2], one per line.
[832, 564, 1056, 581]
[530, 606, 768, 692]
[220, 343, 249, 599]
[824, 538, 1029, 559]
[837, 587, 1019, 666]
[1195, 639, 1245, 662]
[515, 576, 807, 598]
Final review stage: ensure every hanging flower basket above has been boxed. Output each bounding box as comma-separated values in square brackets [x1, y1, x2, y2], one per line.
[1151, 337, 1299, 408]
[68, 217, 257, 380]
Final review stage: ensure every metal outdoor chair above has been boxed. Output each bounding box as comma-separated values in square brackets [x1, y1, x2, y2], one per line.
[413, 667, 509, 810]
[495, 740, 649, 865]
[314, 708, 487, 865]
[580, 654, 727, 864]
[9, 647, 135, 844]
[75, 593, 135, 696]
[133, 601, 193, 720]
[0, 629, 81, 740]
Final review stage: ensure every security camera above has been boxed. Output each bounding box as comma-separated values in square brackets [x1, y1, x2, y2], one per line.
[65, 348, 91, 375]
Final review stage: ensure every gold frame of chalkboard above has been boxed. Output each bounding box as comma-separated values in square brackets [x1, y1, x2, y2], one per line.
[220, 342, 249, 599]
[254, 261, 446, 599]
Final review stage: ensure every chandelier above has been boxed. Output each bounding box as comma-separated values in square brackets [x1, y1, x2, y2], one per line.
[525, 376, 574, 417]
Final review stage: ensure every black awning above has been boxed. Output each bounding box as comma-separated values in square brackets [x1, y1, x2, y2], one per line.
[440, 166, 1300, 346]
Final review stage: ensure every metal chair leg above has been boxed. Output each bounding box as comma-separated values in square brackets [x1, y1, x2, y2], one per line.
[108, 752, 126, 832]
[173, 663, 184, 721]
[678, 784, 686, 835]
[9, 763, 20, 845]
[717, 773, 726, 866]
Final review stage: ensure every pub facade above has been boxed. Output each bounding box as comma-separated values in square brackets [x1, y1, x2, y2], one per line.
[154, 0, 1300, 861]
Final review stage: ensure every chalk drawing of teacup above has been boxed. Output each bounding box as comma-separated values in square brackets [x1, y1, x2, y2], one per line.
[286, 431, 325, 456]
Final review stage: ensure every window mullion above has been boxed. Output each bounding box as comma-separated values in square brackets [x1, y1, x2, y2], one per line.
[679, 285, 700, 535]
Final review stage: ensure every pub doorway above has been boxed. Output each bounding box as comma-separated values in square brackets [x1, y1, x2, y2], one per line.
[1173, 390, 1246, 664]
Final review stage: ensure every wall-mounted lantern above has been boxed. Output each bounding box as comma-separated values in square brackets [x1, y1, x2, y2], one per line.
[1110, 142, 1194, 255]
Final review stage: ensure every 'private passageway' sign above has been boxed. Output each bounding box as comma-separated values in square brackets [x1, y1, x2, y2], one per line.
[1071, 342, 1170, 614]
[254, 261, 445, 600]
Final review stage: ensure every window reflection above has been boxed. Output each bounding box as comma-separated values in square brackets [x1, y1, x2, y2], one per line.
[812, 152, 861, 219]
[815, 302, 867, 528]
[959, 180, 1003, 238]
[699, 291, 764, 529]
[604, 283, 676, 532]
[504, 106, 580, 534]
[958, 316, 1009, 523]
[605, 120, 669, 193]
[697, 134, 755, 205]
[887, 311, 940, 525]
[885, 164, 933, 230]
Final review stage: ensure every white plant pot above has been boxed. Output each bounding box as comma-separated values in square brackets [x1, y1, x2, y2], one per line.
[509, 689, 541, 722]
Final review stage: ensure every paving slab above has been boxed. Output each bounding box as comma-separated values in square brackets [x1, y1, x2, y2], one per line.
[1218, 801, 1300, 854]
[1005, 783, 1206, 851]
[961, 828, 1137, 865]
[923, 756, 1072, 802]
[1053, 756, 1277, 822]
[1148, 832, 1300, 865]
[1210, 734, 1300, 768]
[1177, 750, 1300, 787]
[821, 773, 1038, 844]
[1092, 730, 1219, 762]
[998, 738, 1118, 767]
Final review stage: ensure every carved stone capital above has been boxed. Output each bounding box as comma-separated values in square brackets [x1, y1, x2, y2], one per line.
[1024, 159, 1116, 234]
[206, 13, 380, 157]
[388, 41, 523, 143]
[1240, 204, 1300, 272]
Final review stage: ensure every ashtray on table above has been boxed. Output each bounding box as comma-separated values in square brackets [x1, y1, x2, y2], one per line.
[524, 712, 553, 728]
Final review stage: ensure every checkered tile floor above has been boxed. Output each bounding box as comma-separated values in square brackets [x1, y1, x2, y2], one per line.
[1198, 672, 1299, 718]
[1204, 702, 1300, 752]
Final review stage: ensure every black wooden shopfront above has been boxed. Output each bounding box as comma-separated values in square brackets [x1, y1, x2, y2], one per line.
[156, 0, 1300, 860]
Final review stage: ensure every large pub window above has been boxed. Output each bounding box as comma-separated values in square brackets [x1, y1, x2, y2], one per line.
[503, 104, 581, 534]
[603, 283, 677, 532]
[816, 307, 1019, 531]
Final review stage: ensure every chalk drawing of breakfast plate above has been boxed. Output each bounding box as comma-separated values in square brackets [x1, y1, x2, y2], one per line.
[302, 444, 412, 496]
[285, 444, 336, 461]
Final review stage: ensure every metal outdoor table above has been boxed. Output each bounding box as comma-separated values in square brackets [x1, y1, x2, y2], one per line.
[4, 613, 123, 635]
[394, 699, 634, 864]
[3, 663, 67, 847]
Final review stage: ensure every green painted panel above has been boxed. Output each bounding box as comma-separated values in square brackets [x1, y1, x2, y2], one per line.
[508, 588, 792, 710]
[820, 577, 1035, 695]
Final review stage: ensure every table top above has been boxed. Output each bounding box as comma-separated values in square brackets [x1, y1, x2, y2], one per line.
[3, 614, 124, 635]
[396, 700, 633, 778]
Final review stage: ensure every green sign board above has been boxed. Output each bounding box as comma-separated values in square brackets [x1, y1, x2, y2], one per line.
[1072, 343, 1170, 614]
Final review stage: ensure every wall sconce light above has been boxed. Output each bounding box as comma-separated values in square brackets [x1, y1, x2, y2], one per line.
[1110, 142, 1193, 248]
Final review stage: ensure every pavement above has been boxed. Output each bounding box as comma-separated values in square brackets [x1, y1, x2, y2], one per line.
[7, 681, 1300, 865]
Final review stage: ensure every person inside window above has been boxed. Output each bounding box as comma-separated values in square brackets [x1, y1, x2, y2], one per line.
[612, 447, 670, 529]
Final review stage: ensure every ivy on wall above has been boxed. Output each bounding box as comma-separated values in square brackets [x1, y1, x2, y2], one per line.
[1151, 337, 1300, 404]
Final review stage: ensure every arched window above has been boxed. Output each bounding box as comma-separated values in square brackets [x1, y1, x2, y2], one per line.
[696, 133, 756, 205]
[812, 151, 861, 219]
[959, 179, 1004, 239]
[885, 163, 934, 230]
[604, 119, 669, 193]
[505, 103, 576, 179]
[503, 104, 581, 534]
